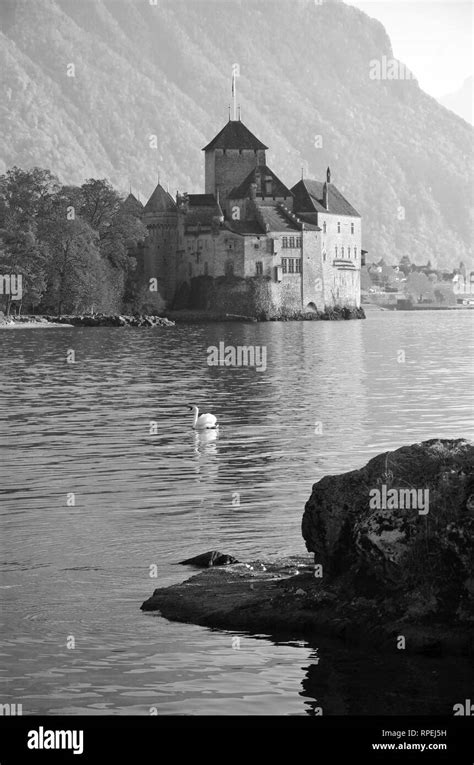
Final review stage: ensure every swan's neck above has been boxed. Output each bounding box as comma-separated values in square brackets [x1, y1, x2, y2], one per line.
[192, 407, 199, 427]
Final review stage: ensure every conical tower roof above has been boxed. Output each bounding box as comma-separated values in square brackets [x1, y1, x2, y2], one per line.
[144, 183, 177, 213]
[202, 119, 268, 152]
[122, 192, 144, 215]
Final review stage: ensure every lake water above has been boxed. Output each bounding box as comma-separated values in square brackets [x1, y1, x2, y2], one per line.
[1, 311, 473, 715]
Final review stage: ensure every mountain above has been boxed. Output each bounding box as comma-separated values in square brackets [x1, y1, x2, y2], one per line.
[439, 76, 473, 126]
[0, 0, 472, 269]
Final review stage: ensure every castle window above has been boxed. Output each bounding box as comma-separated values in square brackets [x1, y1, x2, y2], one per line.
[337, 222, 341, 234]
[289, 236, 295, 248]
[196, 252, 201, 264]
[282, 237, 288, 248]
[256, 261, 263, 275]
[351, 223, 354, 234]
[288, 259, 295, 273]
[295, 259, 301, 273]
[335, 246, 338, 257]
[341, 246, 345, 257]
[254, 243, 260, 249]
[282, 258, 288, 273]
[323, 222, 327, 234]
[348, 247, 351, 258]
[296, 236, 302, 247]
[354, 246, 357, 258]
[323, 250, 327, 262]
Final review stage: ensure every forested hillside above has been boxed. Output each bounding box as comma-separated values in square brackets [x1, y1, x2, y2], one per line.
[0, 0, 472, 268]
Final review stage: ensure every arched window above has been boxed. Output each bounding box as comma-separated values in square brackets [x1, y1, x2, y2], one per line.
[351, 222, 354, 234]
[337, 222, 341, 234]
[341, 246, 344, 257]
[335, 245, 338, 257]
[323, 221, 327, 234]
[348, 247, 351, 258]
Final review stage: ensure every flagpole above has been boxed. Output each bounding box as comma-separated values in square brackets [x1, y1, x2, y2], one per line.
[232, 70, 237, 121]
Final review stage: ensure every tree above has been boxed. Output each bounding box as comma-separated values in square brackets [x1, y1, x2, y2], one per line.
[41, 201, 101, 315]
[404, 272, 435, 303]
[434, 283, 456, 305]
[0, 168, 57, 314]
[0, 229, 47, 314]
[0, 167, 59, 231]
[80, 179, 145, 269]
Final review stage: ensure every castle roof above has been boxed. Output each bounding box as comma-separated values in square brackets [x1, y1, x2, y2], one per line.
[184, 194, 223, 230]
[144, 183, 177, 213]
[202, 119, 268, 152]
[225, 202, 319, 235]
[257, 204, 303, 232]
[292, 179, 361, 217]
[228, 164, 293, 199]
[122, 192, 144, 215]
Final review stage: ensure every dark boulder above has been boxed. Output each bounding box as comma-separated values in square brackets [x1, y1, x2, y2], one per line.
[302, 438, 474, 623]
[179, 551, 240, 567]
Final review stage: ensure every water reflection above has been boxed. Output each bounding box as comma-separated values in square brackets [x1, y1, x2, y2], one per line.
[0, 312, 473, 714]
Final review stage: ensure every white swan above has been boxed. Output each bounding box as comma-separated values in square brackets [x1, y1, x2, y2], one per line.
[187, 405, 218, 430]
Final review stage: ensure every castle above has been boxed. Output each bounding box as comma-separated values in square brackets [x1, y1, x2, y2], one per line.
[140, 116, 363, 315]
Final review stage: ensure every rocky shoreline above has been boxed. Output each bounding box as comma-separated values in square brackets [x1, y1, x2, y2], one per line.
[1, 306, 365, 327]
[0, 313, 175, 328]
[141, 439, 474, 656]
[168, 306, 366, 323]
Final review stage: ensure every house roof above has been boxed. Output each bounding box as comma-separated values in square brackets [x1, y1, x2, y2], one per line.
[292, 179, 361, 218]
[257, 204, 302, 232]
[228, 164, 293, 199]
[225, 203, 319, 235]
[144, 184, 177, 213]
[202, 119, 268, 152]
[184, 194, 223, 229]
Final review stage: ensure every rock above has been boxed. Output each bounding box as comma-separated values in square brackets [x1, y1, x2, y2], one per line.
[302, 438, 474, 622]
[179, 551, 240, 567]
[141, 441, 473, 655]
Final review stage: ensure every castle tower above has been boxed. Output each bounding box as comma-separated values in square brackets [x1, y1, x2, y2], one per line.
[202, 119, 268, 207]
[142, 183, 178, 304]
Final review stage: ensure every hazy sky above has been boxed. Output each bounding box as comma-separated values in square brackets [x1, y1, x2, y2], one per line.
[348, 0, 473, 98]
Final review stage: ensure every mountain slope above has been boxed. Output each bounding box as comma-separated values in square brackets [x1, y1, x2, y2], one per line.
[439, 76, 473, 126]
[0, 0, 472, 268]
